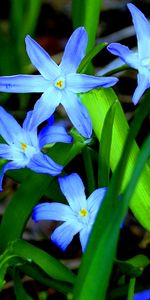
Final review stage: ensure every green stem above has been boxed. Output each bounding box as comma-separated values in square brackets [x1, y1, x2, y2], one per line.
[127, 278, 136, 300]
[82, 146, 95, 195]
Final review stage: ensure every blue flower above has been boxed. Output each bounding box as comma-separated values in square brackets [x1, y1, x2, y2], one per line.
[128, 290, 150, 300]
[0, 106, 72, 190]
[0, 27, 118, 138]
[32, 173, 107, 252]
[107, 3, 150, 105]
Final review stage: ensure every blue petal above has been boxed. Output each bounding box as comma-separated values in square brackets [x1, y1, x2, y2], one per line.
[26, 87, 61, 129]
[87, 187, 107, 219]
[127, 3, 150, 60]
[132, 73, 149, 105]
[51, 221, 82, 251]
[25, 35, 60, 80]
[61, 90, 92, 138]
[0, 161, 25, 191]
[107, 43, 138, 69]
[79, 226, 92, 252]
[0, 75, 49, 93]
[0, 144, 25, 161]
[0, 144, 13, 160]
[60, 27, 88, 74]
[27, 152, 63, 176]
[38, 124, 73, 149]
[67, 73, 118, 93]
[133, 290, 150, 300]
[58, 173, 87, 212]
[0, 106, 23, 144]
[23, 110, 36, 132]
[33, 202, 75, 222]
[47, 114, 55, 126]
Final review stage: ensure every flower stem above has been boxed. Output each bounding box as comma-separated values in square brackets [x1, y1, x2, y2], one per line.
[127, 278, 136, 300]
[82, 146, 95, 195]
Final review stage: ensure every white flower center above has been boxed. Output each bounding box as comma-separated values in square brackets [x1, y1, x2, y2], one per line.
[54, 77, 65, 90]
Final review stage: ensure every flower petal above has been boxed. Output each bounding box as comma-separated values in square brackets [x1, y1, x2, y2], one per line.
[25, 35, 60, 80]
[79, 226, 92, 252]
[51, 221, 82, 251]
[0, 75, 49, 93]
[133, 289, 150, 300]
[132, 73, 149, 105]
[67, 73, 118, 93]
[87, 187, 107, 219]
[33, 202, 75, 222]
[0, 144, 13, 160]
[38, 124, 73, 149]
[27, 152, 63, 176]
[0, 160, 25, 191]
[0, 106, 22, 144]
[61, 90, 92, 138]
[127, 3, 150, 60]
[60, 27, 88, 74]
[58, 173, 87, 212]
[27, 87, 61, 129]
[0, 144, 25, 161]
[107, 43, 139, 69]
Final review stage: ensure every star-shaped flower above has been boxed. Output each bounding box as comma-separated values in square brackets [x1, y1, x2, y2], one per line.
[0, 27, 118, 137]
[32, 173, 107, 252]
[107, 3, 150, 105]
[0, 107, 72, 190]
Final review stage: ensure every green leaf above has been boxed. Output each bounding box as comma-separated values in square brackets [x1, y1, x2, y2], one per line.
[0, 239, 75, 291]
[73, 91, 150, 300]
[116, 255, 150, 277]
[98, 101, 117, 186]
[12, 240, 76, 284]
[72, 0, 103, 54]
[14, 270, 34, 300]
[80, 88, 150, 230]
[77, 42, 107, 74]
[20, 263, 73, 295]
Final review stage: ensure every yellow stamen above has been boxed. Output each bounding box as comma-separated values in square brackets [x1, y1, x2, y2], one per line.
[56, 80, 63, 88]
[55, 78, 65, 89]
[79, 208, 88, 217]
[21, 143, 27, 151]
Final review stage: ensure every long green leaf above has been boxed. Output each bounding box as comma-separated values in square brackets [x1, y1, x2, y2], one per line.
[98, 101, 117, 186]
[14, 270, 34, 300]
[73, 89, 150, 300]
[72, 0, 103, 54]
[20, 263, 73, 295]
[81, 88, 150, 230]
[11, 240, 76, 283]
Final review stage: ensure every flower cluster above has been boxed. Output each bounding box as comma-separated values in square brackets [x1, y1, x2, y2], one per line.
[0, 3, 148, 250]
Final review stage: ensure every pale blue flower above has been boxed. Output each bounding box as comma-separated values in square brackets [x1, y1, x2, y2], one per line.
[0, 27, 118, 137]
[107, 3, 150, 105]
[32, 173, 107, 252]
[0, 107, 72, 190]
